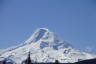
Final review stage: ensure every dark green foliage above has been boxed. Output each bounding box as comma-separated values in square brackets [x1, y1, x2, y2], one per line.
[55, 60, 59, 64]
[26, 52, 32, 64]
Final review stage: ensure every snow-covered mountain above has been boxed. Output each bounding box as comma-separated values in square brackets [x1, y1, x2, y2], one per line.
[0, 28, 96, 64]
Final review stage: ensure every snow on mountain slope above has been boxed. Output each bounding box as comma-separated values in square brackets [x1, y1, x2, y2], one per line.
[0, 28, 96, 64]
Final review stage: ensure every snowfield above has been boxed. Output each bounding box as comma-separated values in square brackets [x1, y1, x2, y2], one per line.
[0, 28, 96, 64]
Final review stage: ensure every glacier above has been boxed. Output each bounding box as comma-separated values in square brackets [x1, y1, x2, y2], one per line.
[0, 28, 96, 64]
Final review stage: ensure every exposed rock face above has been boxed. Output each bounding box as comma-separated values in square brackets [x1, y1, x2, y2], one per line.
[0, 28, 96, 64]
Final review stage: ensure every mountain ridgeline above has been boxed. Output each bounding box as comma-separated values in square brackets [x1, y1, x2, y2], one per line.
[0, 28, 96, 64]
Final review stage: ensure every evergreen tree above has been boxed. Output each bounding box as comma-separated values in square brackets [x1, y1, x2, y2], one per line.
[55, 60, 59, 64]
[3, 60, 6, 64]
[26, 52, 32, 64]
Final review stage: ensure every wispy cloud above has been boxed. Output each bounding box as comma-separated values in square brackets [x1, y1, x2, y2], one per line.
[84, 45, 95, 53]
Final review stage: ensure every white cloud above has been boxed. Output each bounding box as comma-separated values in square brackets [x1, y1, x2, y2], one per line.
[84, 46, 94, 53]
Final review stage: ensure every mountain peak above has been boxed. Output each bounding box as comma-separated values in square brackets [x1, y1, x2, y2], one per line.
[24, 28, 73, 50]
[24, 28, 50, 44]
[36, 28, 49, 32]
[0, 28, 96, 63]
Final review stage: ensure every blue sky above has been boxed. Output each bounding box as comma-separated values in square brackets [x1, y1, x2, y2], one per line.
[0, 0, 96, 53]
